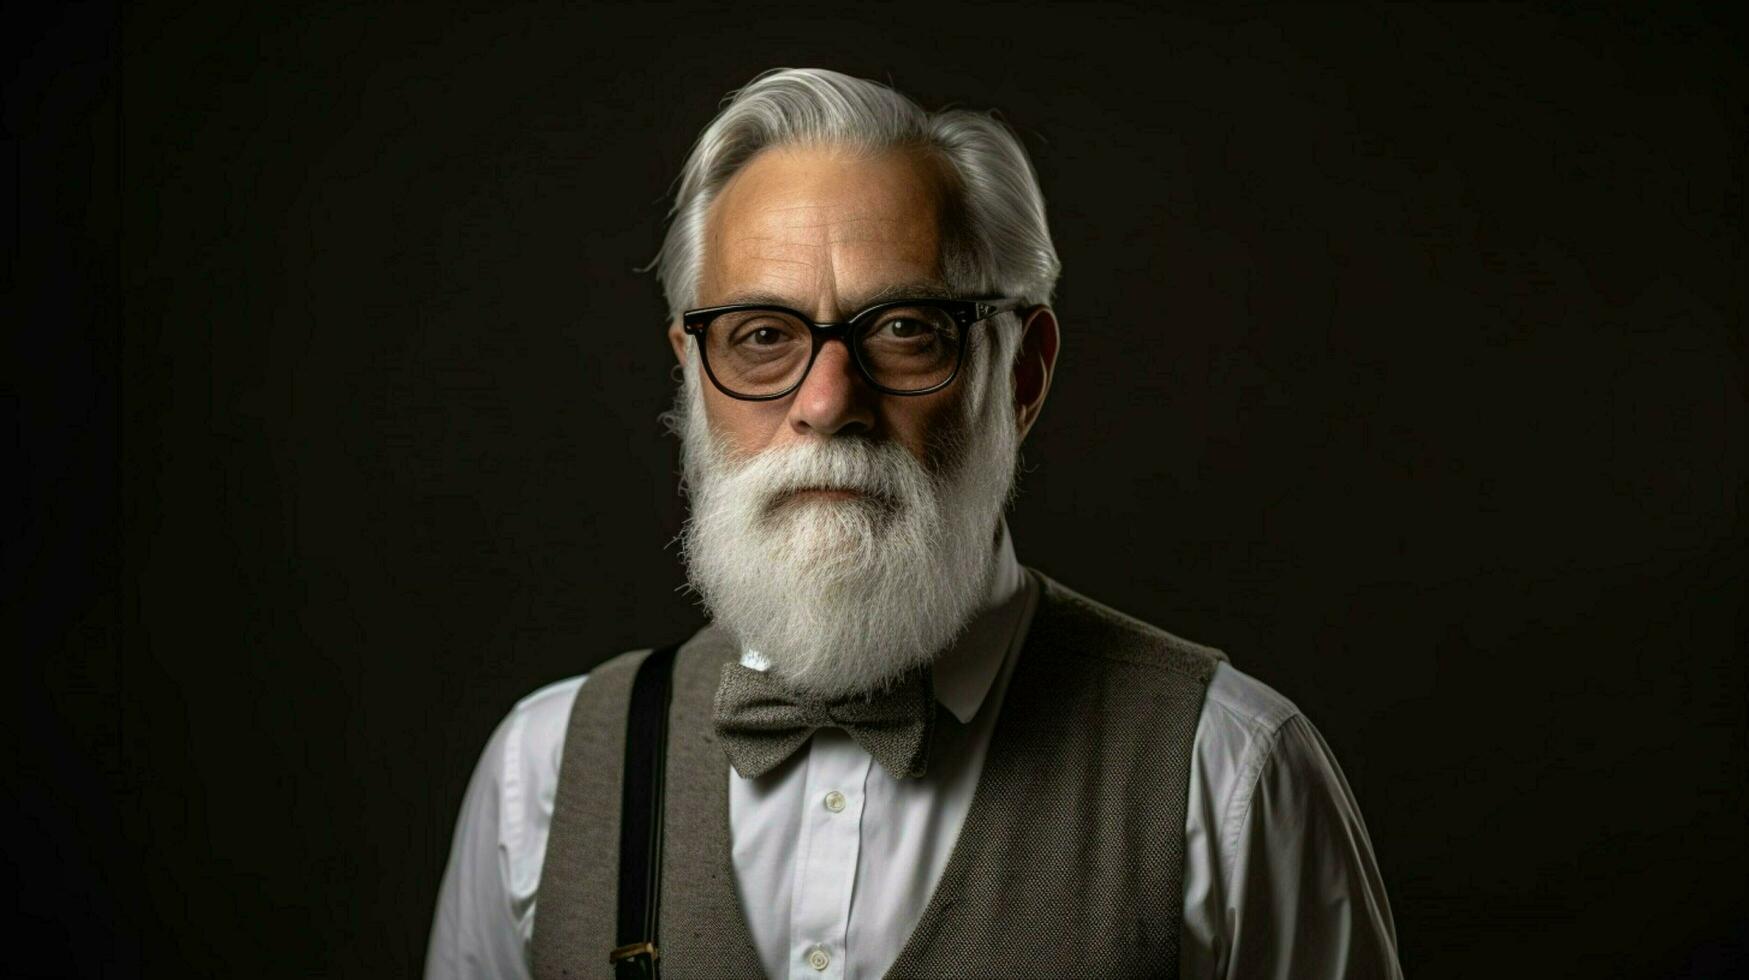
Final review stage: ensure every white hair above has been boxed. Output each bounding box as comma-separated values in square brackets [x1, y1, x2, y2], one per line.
[653, 67, 1061, 319]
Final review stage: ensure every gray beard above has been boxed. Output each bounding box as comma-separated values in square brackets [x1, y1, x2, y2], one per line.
[673, 345, 1020, 700]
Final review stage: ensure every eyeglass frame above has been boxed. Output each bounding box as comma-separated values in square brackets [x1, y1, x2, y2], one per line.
[680, 296, 1025, 401]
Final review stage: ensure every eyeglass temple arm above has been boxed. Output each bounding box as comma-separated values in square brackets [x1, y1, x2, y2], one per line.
[974, 298, 1027, 320]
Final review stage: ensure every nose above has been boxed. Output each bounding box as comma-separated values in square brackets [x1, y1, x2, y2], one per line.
[788, 336, 876, 437]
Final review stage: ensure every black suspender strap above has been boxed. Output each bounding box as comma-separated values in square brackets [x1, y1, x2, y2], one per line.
[608, 643, 680, 980]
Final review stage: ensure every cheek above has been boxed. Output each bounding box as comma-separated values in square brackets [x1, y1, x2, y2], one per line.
[703, 385, 786, 457]
[885, 393, 970, 475]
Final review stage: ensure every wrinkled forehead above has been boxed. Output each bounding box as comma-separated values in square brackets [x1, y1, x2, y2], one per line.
[698, 144, 956, 313]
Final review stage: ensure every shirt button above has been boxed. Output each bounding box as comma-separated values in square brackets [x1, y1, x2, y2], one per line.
[806, 945, 831, 971]
[823, 790, 846, 813]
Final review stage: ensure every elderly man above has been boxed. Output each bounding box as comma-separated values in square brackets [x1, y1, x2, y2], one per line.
[427, 68, 1402, 979]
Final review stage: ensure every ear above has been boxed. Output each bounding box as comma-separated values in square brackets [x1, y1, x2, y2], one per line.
[667, 320, 688, 363]
[1012, 305, 1060, 441]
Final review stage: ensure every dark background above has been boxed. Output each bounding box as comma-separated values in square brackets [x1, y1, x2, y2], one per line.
[8, 1, 1745, 977]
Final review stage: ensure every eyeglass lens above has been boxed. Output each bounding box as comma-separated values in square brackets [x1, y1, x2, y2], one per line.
[702, 304, 964, 397]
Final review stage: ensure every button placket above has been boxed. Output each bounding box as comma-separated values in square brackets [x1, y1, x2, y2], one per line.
[788, 730, 866, 979]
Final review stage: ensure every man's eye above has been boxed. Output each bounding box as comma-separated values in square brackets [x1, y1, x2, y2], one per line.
[883, 318, 934, 339]
[730, 321, 800, 346]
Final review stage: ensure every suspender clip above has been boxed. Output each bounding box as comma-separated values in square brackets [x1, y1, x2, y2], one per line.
[609, 941, 660, 978]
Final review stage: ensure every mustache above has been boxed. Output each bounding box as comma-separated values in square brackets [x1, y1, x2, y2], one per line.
[766, 485, 896, 516]
[724, 438, 925, 509]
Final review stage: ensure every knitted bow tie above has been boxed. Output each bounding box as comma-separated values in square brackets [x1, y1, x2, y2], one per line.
[712, 662, 937, 780]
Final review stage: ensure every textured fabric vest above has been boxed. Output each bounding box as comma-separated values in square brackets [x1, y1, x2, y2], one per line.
[532, 570, 1226, 979]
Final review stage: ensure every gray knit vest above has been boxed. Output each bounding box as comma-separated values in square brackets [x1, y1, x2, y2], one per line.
[531, 570, 1225, 979]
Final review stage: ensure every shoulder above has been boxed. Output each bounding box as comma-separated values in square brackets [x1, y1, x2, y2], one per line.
[1187, 662, 1368, 880]
[448, 673, 591, 845]
[487, 644, 668, 811]
[1191, 661, 1321, 817]
[465, 662, 631, 897]
[1029, 570, 1227, 684]
[427, 672, 594, 972]
[1199, 661, 1304, 753]
[498, 674, 591, 783]
[468, 675, 589, 869]
[430, 651, 679, 973]
[1191, 663, 1306, 840]
[1183, 665, 1404, 974]
[495, 647, 657, 755]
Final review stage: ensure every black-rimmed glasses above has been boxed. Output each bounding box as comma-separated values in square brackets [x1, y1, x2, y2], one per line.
[681, 297, 1023, 401]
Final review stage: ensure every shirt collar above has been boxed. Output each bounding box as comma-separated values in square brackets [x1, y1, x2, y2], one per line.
[738, 519, 1032, 725]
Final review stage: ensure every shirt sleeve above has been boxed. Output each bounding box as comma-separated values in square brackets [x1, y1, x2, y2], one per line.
[1220, 713, 1403, 980]
[424, 711, 536, 980]
[426, 675, 588, 978]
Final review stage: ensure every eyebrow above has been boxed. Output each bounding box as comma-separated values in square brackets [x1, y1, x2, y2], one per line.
[714, 281, 956, 316]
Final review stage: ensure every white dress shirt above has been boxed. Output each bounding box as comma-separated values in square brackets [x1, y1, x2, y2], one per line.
[426, 530, 1403, 978]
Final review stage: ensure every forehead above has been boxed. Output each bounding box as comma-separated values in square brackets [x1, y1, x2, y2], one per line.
[699, 143, 951, 309]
